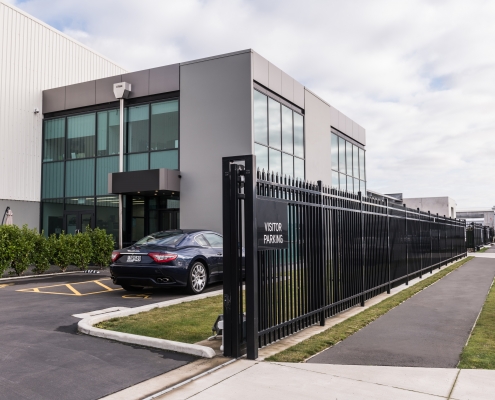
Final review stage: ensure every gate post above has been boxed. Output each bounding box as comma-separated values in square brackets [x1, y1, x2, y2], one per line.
[222, 159, 242, 358]
[222, 155, 258, 360]
[405, 204, 408, 286]
[244, 155, 258, 360]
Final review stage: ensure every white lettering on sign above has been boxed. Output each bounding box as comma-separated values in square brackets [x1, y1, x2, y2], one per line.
[264, 222, 282, 232]
[263, 234, 284, 244]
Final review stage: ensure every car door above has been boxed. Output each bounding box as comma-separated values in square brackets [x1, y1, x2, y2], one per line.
[202, 233, 224, 279]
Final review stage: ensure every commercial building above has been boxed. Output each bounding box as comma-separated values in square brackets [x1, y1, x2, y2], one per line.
[1, 3, 367, 245]
[0, 1, 127, 228]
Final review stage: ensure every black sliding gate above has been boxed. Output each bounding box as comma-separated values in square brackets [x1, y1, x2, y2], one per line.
[222, 155, 467, 360]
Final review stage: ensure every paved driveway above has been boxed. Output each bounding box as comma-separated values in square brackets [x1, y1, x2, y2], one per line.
[309, 257, 495, 367]
[0, 272, 222, 400]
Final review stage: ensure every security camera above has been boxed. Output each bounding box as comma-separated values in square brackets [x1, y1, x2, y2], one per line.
[34, 108, 39, 114]
[113, 82, 131, 99]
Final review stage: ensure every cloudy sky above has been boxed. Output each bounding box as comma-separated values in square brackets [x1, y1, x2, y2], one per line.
[9, 0, 495, 209]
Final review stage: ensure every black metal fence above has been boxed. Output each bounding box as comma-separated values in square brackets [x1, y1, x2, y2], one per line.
[222, 155, 467, 360]
[466, 222, 491, 250]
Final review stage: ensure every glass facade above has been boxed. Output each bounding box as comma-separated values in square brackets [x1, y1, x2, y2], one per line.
[253, 89, 305, 179]
[331, 131, 366, 194]
[41, 97, 179, 241]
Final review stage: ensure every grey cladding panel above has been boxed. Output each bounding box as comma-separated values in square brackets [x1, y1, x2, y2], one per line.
[359, 126, 366, 145]
[330, 107, 338, 129]
[65, 81, 96, 110]
[149, 64, 180, 95]
[122, 70, 150, 98]
[345, 116, 353, 138]
[352, 121, 359, 138]
[180, 52, 252, 234]
[96, 75, 122, 103]
[281, 71, 294, 103]
[268, 63, 282, 94]
[253, 52, 269, 87]
[42, 86, 65, 114]
[293, 80, 305, 108]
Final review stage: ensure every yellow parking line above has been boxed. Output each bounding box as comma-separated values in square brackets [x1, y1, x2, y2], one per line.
[15, 278, 122, 296]
[93, 280, 114, 291]
[66, 284, 82, 296]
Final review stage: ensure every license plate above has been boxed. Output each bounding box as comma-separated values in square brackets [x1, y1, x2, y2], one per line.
[126, 255, 141, 263]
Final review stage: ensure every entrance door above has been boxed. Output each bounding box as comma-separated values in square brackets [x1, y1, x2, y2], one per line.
[63, 211, 95, 234]
[160, 210, 179, 231]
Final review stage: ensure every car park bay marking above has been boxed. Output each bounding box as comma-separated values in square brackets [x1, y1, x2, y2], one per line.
[122, 293, 152, 299]
[0, 283, 15, 288]
[16, 278, 123, 296]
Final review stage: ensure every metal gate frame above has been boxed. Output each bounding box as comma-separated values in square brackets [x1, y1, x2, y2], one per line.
[222, 155, 258, 359]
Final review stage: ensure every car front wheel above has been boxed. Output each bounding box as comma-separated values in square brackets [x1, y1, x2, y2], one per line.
[187, 261, 207, 294]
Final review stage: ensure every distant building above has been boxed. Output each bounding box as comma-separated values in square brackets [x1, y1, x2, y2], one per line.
[457, 208, 495, 228]
[401, 197, 457, 218]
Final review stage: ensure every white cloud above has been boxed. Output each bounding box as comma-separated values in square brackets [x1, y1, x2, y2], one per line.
[12, 0, 495, 208]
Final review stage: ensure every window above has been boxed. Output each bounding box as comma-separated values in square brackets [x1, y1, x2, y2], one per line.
[42, 162, 64, 199]
[150, 150, 178, 170]
[253, 89, 305, 180]
[67, 114, 95, 159]
[203, 233, 223, 247]
[282, 153, 294, 178]
[43, 118, 65, 161]
[294, 113, 304, 158]
[294, 157, 305, 180]
[125, 153, 148, 172]
[126, 104, 149, 153]
[269, 148, 282, 175]
[255, 144, 268, 172]
[268, 98, 281, 149]
[331, 130, 366, 194]
[338, 137, 346, 173]
[97, 110, 120, 156]
[282, 105, 293, 154]
[353, 145, 359, 178]
[151, 100, 178, 151]
[254, 91, 268, 145]
[331, 133, 339, 171]
[359, 148, 365, 181]
[96, 156, 118, 195]
[66, 159, 95, 197]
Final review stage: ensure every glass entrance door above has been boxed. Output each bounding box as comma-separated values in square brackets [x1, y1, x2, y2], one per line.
[160, 210, 179, 231]
[63, 211, 95, 234]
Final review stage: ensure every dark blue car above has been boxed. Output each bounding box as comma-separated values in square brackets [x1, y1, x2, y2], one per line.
[110, 229, 224, 294]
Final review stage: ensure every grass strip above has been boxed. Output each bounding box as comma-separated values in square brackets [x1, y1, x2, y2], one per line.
[96, 295, 223, 344]
[267, 257, 474, 363]
[478, 246, 489, 253]
[458, 276, 495, 369]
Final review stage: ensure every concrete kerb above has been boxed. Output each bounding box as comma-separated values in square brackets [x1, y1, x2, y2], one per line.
[77, 289, 223, 359]
[0, 270, 85, 282]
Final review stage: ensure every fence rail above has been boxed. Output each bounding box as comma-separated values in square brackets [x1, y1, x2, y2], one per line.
[466, 222, 492, 250]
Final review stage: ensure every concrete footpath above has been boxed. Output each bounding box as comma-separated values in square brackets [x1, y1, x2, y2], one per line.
[159, 360, 495, 399]
[309, 256, 495, 367]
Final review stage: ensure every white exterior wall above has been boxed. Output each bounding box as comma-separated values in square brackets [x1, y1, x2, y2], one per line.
[0, 1, 127, 203]
[403, 196, 457, 218]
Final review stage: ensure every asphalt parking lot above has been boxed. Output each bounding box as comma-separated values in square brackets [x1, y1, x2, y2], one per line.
[0, 272, 222, 400]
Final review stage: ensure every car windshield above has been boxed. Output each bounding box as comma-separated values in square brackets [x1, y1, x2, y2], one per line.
[135, 231, 186, 246]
